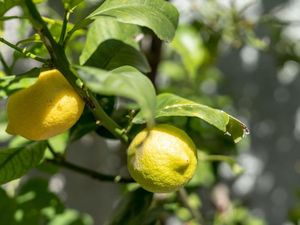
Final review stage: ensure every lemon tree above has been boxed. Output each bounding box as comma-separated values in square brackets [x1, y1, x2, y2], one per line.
[0, 0, 264, 225]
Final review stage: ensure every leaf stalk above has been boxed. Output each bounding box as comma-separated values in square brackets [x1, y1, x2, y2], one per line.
[0, 37, 49, 64]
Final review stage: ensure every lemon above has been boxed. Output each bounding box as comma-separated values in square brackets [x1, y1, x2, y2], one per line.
[6, 69, 84, 141]
[127, 124, 197, 193]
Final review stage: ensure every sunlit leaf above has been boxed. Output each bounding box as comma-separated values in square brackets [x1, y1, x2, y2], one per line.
[87, 0, 179, 41]
[77, 65, 156, 125]
[48, 209, 93, 225]
[0, 0, 45, 17]
[171, 25, 209, 78]
[80, 17, 140, 64]
[64, 18, 93, 46]
[134, 93, 249, 143]
[0, 68, 40, 99]
[0, 0, 20, 17]
[0, 141, 47, 184]
[80, 17, 150, 73]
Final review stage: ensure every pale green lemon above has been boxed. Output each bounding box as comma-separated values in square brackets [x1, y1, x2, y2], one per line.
[6, 69, 84, 140]
[127, 124, 198, 193]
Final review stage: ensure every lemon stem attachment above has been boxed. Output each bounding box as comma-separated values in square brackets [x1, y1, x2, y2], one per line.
[23, 0, 128, 143]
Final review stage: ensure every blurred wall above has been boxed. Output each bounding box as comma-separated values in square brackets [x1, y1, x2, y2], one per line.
[219, 47, 300, 224]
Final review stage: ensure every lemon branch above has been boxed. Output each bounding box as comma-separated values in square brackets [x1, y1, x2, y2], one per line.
[47, 158, 134, 183]
[23, 0, 128, 142]
[0, 37, 49, 64]
[46, 143, 133, 183]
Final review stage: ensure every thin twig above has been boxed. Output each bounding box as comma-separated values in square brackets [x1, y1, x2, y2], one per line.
[0, 37, 49, 64]
[0, 52, 12, 74]
[0, 16, 23, 21]
[47, 158, 133, 183]
[46, 142, 60, 158]
[46, 142, 133, 183]
[59, 10, 71, 45]
[200, 154, 235, 164]
[124, 109, 138, 134]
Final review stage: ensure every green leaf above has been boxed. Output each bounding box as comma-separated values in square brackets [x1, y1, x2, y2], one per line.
[87, 0, 179, 41]
[77, 65, 156, 125]
[80, 17, 150, 73]
[15, 178, 64, 225]
[63, 0, 84, 9]
[0, 0, 45, 17]
[171, 26, 209, 78]
[64, 18, 93, 46]
[106, 188, 153, 225]
[80, 17, 139, 63]
[0, 177, 93, 225]
[134, 93, 249, 143]
[0, 187, 16, 224]
[0, 0, 21, 36]
[17, 178, 64, 211]
[0, 141, 47, 185]
[48, 209, 93, 225]
[0, 0, 20, 17]
[0, 68, 40, 99]
[83, 39, 151, 73]
[158, 60, 186, 81]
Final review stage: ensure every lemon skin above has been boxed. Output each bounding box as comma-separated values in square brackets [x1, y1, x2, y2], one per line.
[127, 124, 198, 193]
[6, 69, 85, 141]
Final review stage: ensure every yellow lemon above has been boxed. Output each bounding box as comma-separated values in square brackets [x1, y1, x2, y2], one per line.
[127, 124, 197, 193]
[6, 69, 85, 141]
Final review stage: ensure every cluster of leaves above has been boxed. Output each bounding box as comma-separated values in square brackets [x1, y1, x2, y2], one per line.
[0, 0, 271, 224]
[0, 178, 92, 225]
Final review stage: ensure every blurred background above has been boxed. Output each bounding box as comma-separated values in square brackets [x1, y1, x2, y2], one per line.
[1, 0, 300, 225]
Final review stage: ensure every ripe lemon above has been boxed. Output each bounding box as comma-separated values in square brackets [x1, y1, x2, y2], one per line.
[6, 69, 85, 141]
[127, 124, 197, 193]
